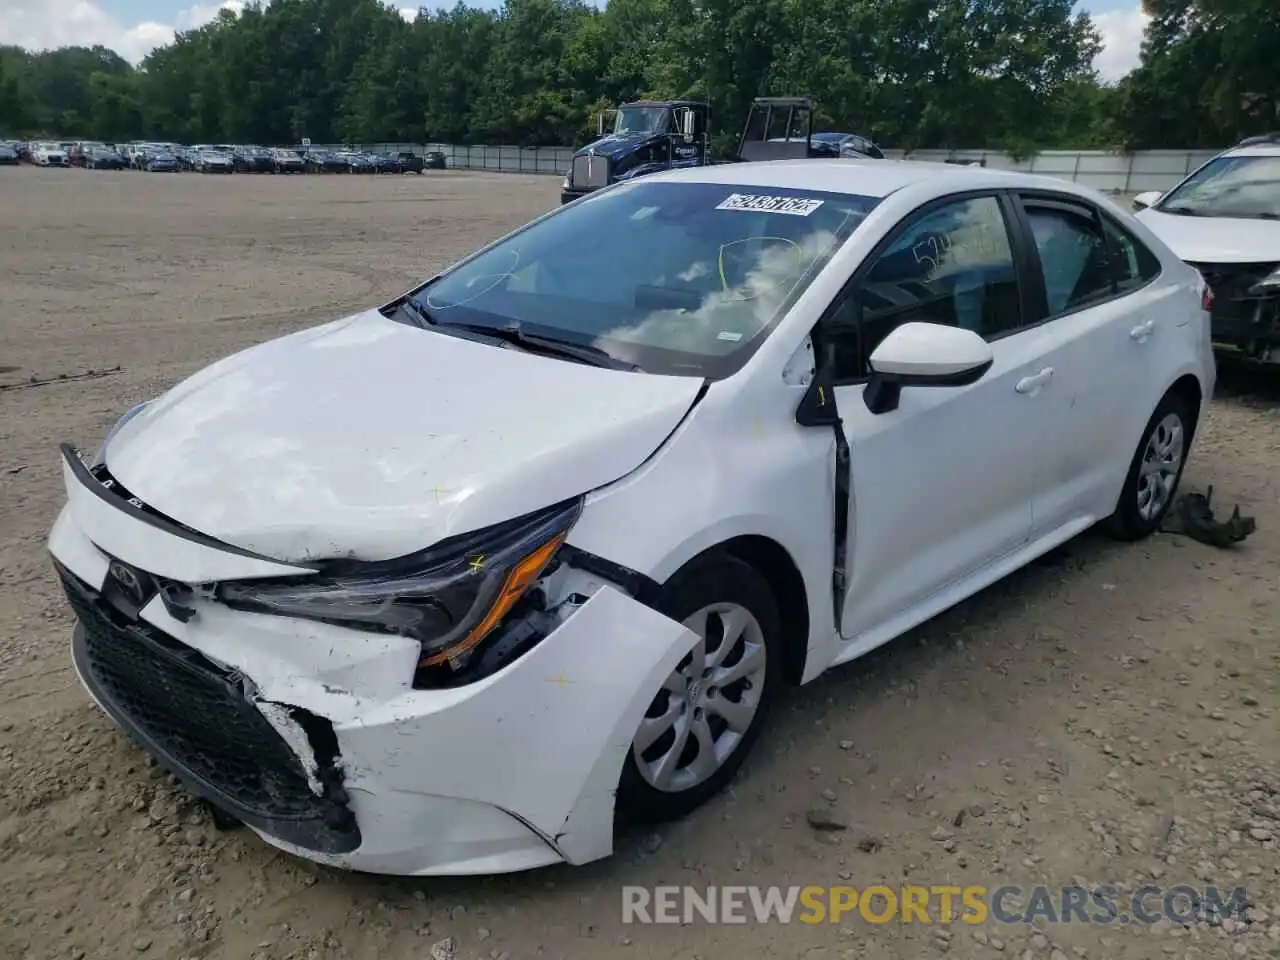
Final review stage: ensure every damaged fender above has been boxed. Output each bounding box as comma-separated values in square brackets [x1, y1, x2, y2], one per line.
[336, 584, 701, 866]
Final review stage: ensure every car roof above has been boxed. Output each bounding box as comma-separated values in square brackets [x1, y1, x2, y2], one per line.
[645, 158, 1092, 200]
[1221, 143, 1280, 159]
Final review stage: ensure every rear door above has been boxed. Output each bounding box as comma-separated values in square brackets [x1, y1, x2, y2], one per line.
[1007, 191, 1171, 533]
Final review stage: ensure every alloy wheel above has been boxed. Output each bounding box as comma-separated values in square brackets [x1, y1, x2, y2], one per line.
[632, 602, 768, 794]
[1136, 412, 1184, 521]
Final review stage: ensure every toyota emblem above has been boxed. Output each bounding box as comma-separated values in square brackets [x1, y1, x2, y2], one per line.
[108, 560, 147, 607]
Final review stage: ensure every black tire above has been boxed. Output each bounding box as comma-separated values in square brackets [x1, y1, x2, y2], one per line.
[1105, 391, 1194, 541]
[616, 553, 782, 824]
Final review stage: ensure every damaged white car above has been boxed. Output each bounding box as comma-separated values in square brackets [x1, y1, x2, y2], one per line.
[50, 160, 1214, 876]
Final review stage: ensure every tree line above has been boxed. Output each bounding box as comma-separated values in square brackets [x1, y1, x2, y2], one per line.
[0, 0, 1275, 153]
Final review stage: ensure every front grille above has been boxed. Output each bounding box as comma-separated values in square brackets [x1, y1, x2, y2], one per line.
[572, 154, 609, 189]
[58, 563, 360, 854]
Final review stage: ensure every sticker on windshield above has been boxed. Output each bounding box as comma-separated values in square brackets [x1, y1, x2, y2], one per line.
[716, 193, 824, 216]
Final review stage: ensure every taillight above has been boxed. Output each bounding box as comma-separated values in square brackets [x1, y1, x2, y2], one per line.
[1201, 282, 1214, 312]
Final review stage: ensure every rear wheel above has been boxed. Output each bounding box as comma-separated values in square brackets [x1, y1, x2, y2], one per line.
[616, 554, 781, 824]
[1105, 391, 1193, 540]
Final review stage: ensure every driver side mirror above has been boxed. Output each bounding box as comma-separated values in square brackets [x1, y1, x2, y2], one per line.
[1131, 190, 1162, 211]
[863, 322, 993, 415]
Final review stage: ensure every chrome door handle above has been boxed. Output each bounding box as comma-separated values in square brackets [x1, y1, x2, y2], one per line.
[1015, 367, 1054, 395]
[1130, 319, 1155, 340]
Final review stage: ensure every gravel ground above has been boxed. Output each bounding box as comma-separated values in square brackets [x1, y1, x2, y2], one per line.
[1, 166, 1277, 960]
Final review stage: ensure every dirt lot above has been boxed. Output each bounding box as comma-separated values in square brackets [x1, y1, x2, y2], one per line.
[1, 166, 1277, 960]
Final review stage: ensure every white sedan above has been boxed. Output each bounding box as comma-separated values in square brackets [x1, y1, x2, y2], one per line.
[31, 142, 70, 166]
[49, 159, 1214, 876]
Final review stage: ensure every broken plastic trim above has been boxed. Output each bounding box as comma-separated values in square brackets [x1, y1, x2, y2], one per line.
[60, 561, 360, 854]
[1160, 485, 1258, 547]
[555, 543, 662, 606]
[412, 545, 665, 689]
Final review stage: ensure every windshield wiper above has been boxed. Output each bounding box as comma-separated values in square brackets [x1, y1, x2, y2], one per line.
[396, 295, 437, 328]
[435, 320, 640, 371]
[1161, 205, 1207, 216]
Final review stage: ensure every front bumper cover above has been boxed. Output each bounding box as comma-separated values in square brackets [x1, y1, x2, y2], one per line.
[49, 467, 698, 874]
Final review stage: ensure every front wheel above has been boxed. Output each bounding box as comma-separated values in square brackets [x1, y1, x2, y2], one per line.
[616, 554, 781, 824]
[1105, 391, 1193, 540]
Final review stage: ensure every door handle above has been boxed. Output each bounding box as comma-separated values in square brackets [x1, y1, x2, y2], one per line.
[1015, 367, 1054, 395]
[1130, 319, 1155, 341]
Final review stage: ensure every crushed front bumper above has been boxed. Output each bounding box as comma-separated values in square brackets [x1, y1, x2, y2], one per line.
[48, 475, 697, 875]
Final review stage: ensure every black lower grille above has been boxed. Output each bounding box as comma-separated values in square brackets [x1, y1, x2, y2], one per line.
[58, 562, 360, 854]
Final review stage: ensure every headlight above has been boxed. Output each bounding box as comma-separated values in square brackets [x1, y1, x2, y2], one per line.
[219, 497, 582, 671]
[92, 401, 150, 467]
[1248, 267, 1280, 295]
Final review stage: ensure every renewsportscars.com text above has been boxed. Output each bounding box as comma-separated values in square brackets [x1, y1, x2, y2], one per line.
[621, 884, 1249, 925]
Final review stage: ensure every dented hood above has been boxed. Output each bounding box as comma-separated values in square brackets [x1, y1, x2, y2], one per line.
[103, 310, 703, 564]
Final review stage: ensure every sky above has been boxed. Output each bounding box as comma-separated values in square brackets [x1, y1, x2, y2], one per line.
[2, 0, 1150, 82]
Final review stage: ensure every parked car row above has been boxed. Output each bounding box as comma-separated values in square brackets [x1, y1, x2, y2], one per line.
[0, 139, 449, 174]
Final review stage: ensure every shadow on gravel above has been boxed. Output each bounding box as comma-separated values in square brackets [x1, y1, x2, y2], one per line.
[1213, 356, 1280, 407]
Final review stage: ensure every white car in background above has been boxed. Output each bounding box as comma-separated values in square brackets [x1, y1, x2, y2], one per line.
[50, 160, 1214, 877]
[1132, 133, 1280, 363]
[32, 142, 70, 166]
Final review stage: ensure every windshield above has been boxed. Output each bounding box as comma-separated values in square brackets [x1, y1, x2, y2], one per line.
[614, 106, 671, 136]
[410, 180, 879, 378]
[1158, 155, 1280, 219]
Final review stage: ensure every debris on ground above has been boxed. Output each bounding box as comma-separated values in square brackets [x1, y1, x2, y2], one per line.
[1161, 485, 1257, 546]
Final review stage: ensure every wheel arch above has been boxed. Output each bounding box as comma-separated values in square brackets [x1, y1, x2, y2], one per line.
[659, 535, 811, 687]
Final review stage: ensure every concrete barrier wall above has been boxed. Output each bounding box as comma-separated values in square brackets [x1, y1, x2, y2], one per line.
[309, 143, 1222, 193]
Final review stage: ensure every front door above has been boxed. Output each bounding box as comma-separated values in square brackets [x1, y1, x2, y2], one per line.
[817, 193, 1049, 642]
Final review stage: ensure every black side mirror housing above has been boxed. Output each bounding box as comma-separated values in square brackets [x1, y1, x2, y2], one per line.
[863, 358, 993, 415]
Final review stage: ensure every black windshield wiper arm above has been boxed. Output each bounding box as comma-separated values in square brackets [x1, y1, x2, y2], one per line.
[396, 295, 437, 328]
[436, 321, 639, 371]
[1161, 205, 1206, 216]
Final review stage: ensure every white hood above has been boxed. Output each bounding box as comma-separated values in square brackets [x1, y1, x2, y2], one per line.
[1136, 207, 1280, 263]
[104, 310, 703, 563]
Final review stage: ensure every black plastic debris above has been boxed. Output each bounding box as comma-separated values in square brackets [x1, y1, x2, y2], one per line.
[1161, 485, 1257, 547]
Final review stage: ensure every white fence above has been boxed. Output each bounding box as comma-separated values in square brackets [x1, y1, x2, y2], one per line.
[313, 143, 1221, 193]
[881, 149, 1220, 194]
